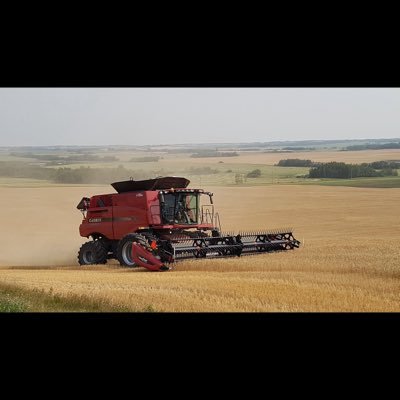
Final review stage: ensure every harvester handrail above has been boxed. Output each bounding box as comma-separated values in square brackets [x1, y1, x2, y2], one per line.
[201, 205, 214, 225]
[215, 212, 222, 232]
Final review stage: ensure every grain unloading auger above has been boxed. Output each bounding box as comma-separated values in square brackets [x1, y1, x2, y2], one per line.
[76, 177, 300, 271]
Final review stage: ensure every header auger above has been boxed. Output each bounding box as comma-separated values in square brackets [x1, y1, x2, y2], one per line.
[76, 177, 300, 271]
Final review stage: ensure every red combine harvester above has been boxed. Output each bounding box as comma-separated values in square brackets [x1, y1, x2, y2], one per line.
[76, 176, 300, 271]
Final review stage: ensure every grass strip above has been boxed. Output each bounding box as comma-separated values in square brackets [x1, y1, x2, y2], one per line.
[0, 282, 156, 312]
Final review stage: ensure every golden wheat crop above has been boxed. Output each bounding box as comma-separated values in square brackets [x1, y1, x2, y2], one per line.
[0, 183, 399, 311]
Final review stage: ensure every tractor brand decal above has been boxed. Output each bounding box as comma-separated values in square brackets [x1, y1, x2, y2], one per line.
[88, 217, 138, 223]
[88, 218, 103, 223]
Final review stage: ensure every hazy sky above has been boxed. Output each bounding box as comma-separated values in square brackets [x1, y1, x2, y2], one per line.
[0, 88, 399, 146]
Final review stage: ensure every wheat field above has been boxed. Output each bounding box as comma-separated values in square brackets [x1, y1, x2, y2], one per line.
[0, 184, 399, 311]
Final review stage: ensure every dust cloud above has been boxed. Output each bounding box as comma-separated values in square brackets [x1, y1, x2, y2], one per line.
[0, 185, 110, 267]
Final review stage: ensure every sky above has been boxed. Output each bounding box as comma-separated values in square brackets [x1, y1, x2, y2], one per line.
[0, 88, 399, 146]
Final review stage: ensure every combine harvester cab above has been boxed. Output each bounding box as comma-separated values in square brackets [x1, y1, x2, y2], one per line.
[76, 176, 300, 271]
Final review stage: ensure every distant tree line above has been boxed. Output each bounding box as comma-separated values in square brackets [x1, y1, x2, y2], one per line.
[344, 142, 400, 151]
[51, 166, 147, 184]
[264, 149, 297, 153]
[190, 151, 239, 158]
[10, 152, 119, 165]
[281, 147, 315, 151]
[277, 159, 315, 167]
[0, 162, 154, 184]
[368, 160, 400, 169]
[129, 156, 160, 162]
[0, 162, 53, 180]
[277, 159, 400, 179]
[308, 162, 398, 179]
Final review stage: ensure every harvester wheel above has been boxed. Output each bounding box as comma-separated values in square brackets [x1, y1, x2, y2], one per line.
[78, 241, 108, 265]
[117, 233, 150, 267]
[93, 240, 108, 263]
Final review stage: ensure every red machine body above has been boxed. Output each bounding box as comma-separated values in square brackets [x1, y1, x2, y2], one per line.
[79, 189, 214, 240]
